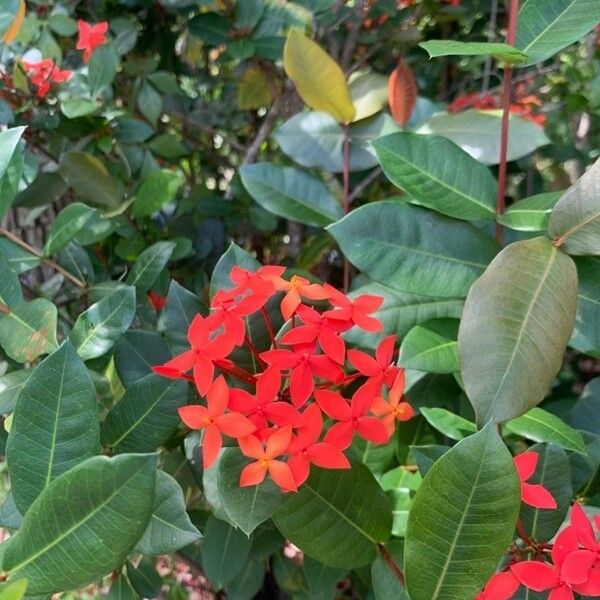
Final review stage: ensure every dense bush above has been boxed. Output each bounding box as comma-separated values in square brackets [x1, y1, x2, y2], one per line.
[0, 0, 599, 598]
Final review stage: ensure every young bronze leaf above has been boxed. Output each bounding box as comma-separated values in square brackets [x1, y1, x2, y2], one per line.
[388, 58, 417, 126]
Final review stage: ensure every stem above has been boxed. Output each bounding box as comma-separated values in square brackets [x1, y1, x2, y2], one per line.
[377, 543, 405, 586]
[495, 0, 520, 246]
[516, 519, 533, 547]
[244, 334, 266, 368]
[342, 124, 351, 293]
[0, 301, 10, 315]
[0, 227, 86, 289]
[261, 307, 276, 349]
[214, 360, 256, 386]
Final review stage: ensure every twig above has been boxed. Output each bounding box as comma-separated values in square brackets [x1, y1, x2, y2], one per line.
[377, 543, 405, 586]
[481, 0, 499, 92]
[342, 124, 351, 293]
[241, 101, 281, 167]
[260, 307, 277, 349]
[340, 0, 367, 72]
[0, 226, 87, 289]
[495, 0, 520, 246]
[349, 167, 382, 203]
[0, 301, 10, 315]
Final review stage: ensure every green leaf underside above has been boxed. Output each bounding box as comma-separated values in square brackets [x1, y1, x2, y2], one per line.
[420, 407, 477, 441]
[420, 40, 527, 63]
[399, 318, 459, 373]
[498, 191, 563, 232]
[571, 257, 600, 356]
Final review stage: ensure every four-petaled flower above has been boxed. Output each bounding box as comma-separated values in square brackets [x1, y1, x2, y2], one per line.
[371, 371, 414, 435]
[347, 335, 400, 395]
[323, 284, 384, 332]
[77, 20, 109, 63]
[270, 274, 329, 321]
[513, 451, 557, 509]
[22, 58, 72, 98]
[178, 376, 255, 469]
[239, 426, 297, 492]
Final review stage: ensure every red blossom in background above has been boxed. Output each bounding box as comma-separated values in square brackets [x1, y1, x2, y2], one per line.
[76, 20, 108, 63]
[513, 451, 557, 509]
[153, 264, 414, 492]
[22, 58, 72, 98]
[148, 291, 167, 311]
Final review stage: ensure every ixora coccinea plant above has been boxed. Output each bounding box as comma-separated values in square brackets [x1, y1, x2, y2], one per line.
[0, 0, 599, 599]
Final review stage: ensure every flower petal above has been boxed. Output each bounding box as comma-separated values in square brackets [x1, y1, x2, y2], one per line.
[314, 390, 351, 421]
[178, 405, 210, 429]
[268, 460, 297, 492]
[214, 412, 256, 438]
[513, 451, 539, 481]
[356, 417, 390, 445]
[510, 561, 560, 591]
[288, 453, 310, 487]
[521, 482, 557, 509]
[240, 461, 267, 487]
[307, 443, 350, 469]
[202, 424, 222, 469]
[324, 421, 354, 450]
[289, 362, 314, 408]
[479, 571, 520, 600]
[347, 349, 380, 376]
[265, 425, 292, 458]
[560, 549, 597, 585]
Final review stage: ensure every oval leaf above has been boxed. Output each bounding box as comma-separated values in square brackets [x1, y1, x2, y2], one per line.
[498, 191, 562, 232]
[399, 318, 459, 373]
[43, 202, 97, 256]
[126, 241, 175, 292]
[571, 257, 600, 356]
[388, 58, 417, 126]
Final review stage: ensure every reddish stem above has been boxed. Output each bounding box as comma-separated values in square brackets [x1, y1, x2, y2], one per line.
[244, 334, 266, 367]
[377, 543, 405, 586]
[342, 124, 351, 293]
[0, 301, 10, 315]
[495, 0, 520, 246]
[516, 518, 534, 547]
[214, 360, 256, 385]
[261, 307, 277, 349]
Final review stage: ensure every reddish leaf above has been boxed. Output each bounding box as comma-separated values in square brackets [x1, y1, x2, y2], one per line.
[388, 58, 417, 125]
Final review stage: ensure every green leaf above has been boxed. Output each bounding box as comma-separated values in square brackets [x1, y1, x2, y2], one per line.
[399, 319, 459, 373]
[348, 71, 388, 122]
[0, 145, 23, 221]
[0, 579, 27, 600]
[405, 424, 521, 600]
[137, 81, 162, 126]
[126, 241, 175, 292]
[126, 559, 161, 598]
[102, 374, 187, 453]
[505, 407, 586, 454]
[135, 470, 201, 555]
[132, 170, 184, 218]
[114, 330, 171, 388]
[69, 287, 136, 361]
[6, 342, 101, 513]
[373, 132, 497, 220]
[420, 40, 527, 63]
[548, 158, 600, 255]
[0, 369, 30, 414]
[273, 463, 392, 568]
[226, 558, 265, 600]
[0, 256, 22, 308]
[43, 203, 97, 256]
[216, 448, 285, 536]
[498, 191, 562, 232]
[106, 574, 137, 600]
[0, 128, 24, 184]
[458, 237, 578, 426]
[201, 516, 251, 591]
[240, 163, 342, 227]
[420, 407, 477, 441]
[60, 152, 121, 210]
[327, 202, 499, 298]
[87, 44, 119, 96]
[3, 454, 157, 595]
[519, 443, 572, 542]
[283, 30, 355, 123]
[0, 493, 22, 530]
[416, 110, 550, 166]
[516, 0, 600, 66]
[0, 298, 58, 363]
[571, 257, 600, 356]
[0, 0, 20, 39]
[60, 99, 98, 119]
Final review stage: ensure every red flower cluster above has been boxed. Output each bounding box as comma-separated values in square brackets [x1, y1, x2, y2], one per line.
[76, 20, 108, 63]
[22, 58, 72, 98]
[153, 265, 414, 492]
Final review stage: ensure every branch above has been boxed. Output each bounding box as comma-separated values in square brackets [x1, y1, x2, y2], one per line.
[349, 167, 382, 203]
[340, 0, 367, 72]
[0, 226, 87, 289]
[241, 101, 281, 167]
[377, 543, 405, 586]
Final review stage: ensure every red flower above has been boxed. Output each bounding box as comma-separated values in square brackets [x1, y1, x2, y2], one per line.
[280, 304, 349, 364]
[287, 403, 350, 486]
[475, 571, 520, 600]
[371, 371, 414, 435]
[153, 314, 235, 395]
[513, 451, 557, 509]
[228, 265, 284, 297]
[260, 343, 343, 408]
[315, 388, 389, 450]
[228, 366, 304, 431]
[76, 20, 109, 63]
[239, 426, 297, 492]
[178, 376, 255, 469]
[22, 58, 72, 98]
[347, 335, 400, 395]
[511, 526, 600, 599]
[210, 289, 267, 346]
[323, 284, 383, 332]
[148, 291, 167, 311]
[269, 274, 328, 321]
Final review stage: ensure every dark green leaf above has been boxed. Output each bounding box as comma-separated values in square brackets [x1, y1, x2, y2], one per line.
[162, 281, 206, 353]
[106, 573, 137, 600]
[114, 330, 171, 388]
[0, 256, 22, 308]
[45, 203, 97, 257]
[0, 128, 24, 185]
[420, 407, 477, 440]
[372, 540, 409, 600]
[571, 257, 600, 356]
[399, 318, 459, 373]
[132, 170, 184, 218]
[225, 558, 265, 600]
[137, 82, 162, 126]
[0, 494, 22, 530]
[88, 44, 119, 96]
[126, 559, 161, 599]
[570, 378, 600, 435]
[0, 370, 30, 414]
[126, 242, 175, 292]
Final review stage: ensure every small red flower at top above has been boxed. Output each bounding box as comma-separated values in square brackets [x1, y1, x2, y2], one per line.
[178, 376, 255, 469]
[513, 451, 557, 509]
[76, 20, 109, 63]
[270, 274, 328, 321]
[371, 371, 414, 435]
[148, 291, 167, 311]
[348, 335, 400, 395]
[22, 58, 72, 98]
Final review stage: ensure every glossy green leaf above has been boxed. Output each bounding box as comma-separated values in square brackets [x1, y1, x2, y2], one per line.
[60, 99, 98, 119]
[520, 443, 572, 542]
[516, 0, 600, 66]
[102, 374, 187, 453]
[114, 330, 171, 388]
[0, 579, 27, 600]
[0, 298, 58, 363]
[505, 407, 586, 454]
[420, 407, 477, 441]
[0, 145, 23, 221]
[416, 110, 549, 166]
[420, 40, 527, 63]
[373, 132, 497, 220]
[0, 128, 24, 184]
[0, 256, 21, 308]
[283, 30, 355, 123]
[571, 257, 600, 356]
[0, 369, 30, 414]
[201, 516, 252, 591]
[399, 318, 459, 373]
[106, 574, 137, 600]
[3, 454, 157, 594]
[405, 424, 520, 600]
[70, 287, 136, 361]
[548, 158, 600, 255]
[273, 463, 392, 568]
[6, 342, 101, 513]
[60, 152, 121, 210]
[43, 203, 97, 256]
[458, 237, 578, 426]
[126, 241, 175, 292]
[135, 470, 201, 555]
[328, 202, 499, 298]
[132, 169, 184, 218]
[240, 163, 342, 227]
[87, 44, 119, 96]
[216, 448, 285, 536]
[570, 378, 600, 435]
[498, 191, 562, 232]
